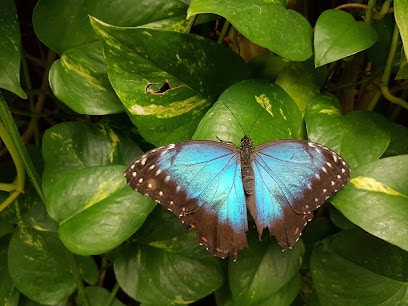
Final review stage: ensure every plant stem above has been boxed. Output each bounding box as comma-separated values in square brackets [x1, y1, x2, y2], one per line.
[0, 119, 25, 211]
[217, 20, 230, 45]
[0, 94, 46, 204]
[370, 23, 408, 110]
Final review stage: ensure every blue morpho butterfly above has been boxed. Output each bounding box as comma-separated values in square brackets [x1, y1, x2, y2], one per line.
[125, 102, 350, 260]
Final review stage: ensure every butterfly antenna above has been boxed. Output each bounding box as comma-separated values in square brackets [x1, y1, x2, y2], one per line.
[248, 106, 266, 136]
[222, 102, 245, 135]
[222, 102, 266, 137]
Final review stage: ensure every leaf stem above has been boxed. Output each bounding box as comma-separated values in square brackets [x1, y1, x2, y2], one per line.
[0, 118, 25, 211]
[217, 20, 230, 45]
[369, 23, 408, 110]
[69, 253, 91, 306]
[0, 94, 46, 204]
[103, 282, 121, 306]
[22, 50, 56, 144]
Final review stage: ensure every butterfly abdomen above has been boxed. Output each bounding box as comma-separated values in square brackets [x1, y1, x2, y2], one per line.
[240, 136, 255, 195]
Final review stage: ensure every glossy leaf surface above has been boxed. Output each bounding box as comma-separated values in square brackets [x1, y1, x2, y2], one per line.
[314, 10, 378, 67]
[188, 0, 313, 61]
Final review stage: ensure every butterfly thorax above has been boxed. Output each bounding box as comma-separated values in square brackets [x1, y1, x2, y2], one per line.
[240, 136, 255, 195]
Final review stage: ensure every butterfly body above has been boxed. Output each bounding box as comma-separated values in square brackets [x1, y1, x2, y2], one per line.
[126, 136, 350, 259]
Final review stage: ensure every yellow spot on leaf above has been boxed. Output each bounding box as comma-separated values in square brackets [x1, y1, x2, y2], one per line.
[255, 94, 273, 116]
[351, 176, 408, 198]
[318, 107, 341, 115]
[60, 55, 106, 91]
[85, 178, 123, 209]
[279, 108, 287, 120]
[108, 129, 119, 163]
[129, 97, 210, 118]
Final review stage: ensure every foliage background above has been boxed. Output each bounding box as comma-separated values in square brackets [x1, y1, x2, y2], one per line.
[1, 0, 408, 305]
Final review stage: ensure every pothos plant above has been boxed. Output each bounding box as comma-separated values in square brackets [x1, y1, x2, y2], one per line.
[1, 0, 408, 305]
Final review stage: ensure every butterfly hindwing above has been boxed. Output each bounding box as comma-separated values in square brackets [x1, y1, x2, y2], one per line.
[248, 140, 350, 249]
[125, 141, 248, 258]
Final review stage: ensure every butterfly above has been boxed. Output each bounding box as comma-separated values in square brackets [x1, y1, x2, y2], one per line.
[125, 135, 350, 259]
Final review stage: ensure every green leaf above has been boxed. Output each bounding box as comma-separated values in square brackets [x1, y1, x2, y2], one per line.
[114, 209, 224, 305]
[37, 0, 190, 115]
[91, 17, 249, 146]
[8, 228, 77, 304]
[314, 10, 378, 67]
[193, 79, 304, 145]
[331, 155, 408, 252]
[188, 0, 313, 61]
[0, 235, 19, 305]
[0, 0, 26, 98]
[42, 122, 152, 254]
[79, 287, 125, 306]
[311, 229, 408, 305]
[46, 165, 155, 255]
[305, 95, 391, 168]
[395, 0, 408, 61]
[49, 41, 124, 115]
[42, 122, 142, 197]
[229, 232, 304, 305]
[33, 0, 95, 54]
[383, 123, 408, 157]
[248, 53, 288, 81]
[368, 13, 395, 68]
[276, 60, 325, 114]
[33, 0, 189, 54]
[18, 185, 59, 233]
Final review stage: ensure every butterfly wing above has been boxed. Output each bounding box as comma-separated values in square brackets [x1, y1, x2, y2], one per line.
[248, 140, 350, 249]
[125, 141, 248, 258]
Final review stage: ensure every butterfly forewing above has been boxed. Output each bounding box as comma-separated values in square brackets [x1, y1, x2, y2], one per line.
[125, 141, 249, 258]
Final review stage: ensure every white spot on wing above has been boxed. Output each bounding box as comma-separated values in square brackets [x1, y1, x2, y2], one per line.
[326, 161, 333, 168]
